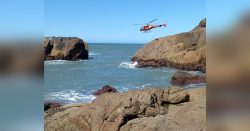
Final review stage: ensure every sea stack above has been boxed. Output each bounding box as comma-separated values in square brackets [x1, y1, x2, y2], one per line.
[131, 19, 206, 72]
[44, 37, 88, 60]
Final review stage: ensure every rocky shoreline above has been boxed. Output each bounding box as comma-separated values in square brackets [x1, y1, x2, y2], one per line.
[45, 86, 206, 131]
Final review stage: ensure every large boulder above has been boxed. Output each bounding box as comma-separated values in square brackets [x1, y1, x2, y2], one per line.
[44, 37, 88, 60]
[171, 70, 206, 86]
[132, 19, 206, 72]
[93, 85, 118, 95]
[45, 86, 206, 131]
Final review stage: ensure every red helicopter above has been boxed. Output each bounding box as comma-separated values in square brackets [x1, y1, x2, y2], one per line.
[135, 19, 167, 32]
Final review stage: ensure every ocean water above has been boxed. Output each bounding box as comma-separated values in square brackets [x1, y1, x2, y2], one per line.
[44, 43, 205, 104]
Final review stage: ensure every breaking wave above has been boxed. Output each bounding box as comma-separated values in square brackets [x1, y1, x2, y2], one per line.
[44, 60, 68, 65]
[119, 61, 138, 69]
[184, 83, 206, 88]
[136, 83, 152, 89]
[46, 90, 96, 103]
[89, 52, 101, 56]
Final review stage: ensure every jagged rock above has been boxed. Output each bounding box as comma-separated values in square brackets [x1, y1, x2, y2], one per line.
[44, 37, 88, 60]
[93, 85, 118, 95]
[131, 19, 206, 72]
[45, 86, 198, 131]
[120, 87, 206, 131]
[171, 70, 206, 86]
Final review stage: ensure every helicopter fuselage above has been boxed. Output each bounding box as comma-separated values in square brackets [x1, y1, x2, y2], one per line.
[140, 24, 166, 32]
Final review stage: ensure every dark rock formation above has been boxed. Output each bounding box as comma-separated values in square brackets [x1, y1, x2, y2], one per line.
[44, 102, 62, 111]
[45, 86, 206, 131]
[93, 85, 118, 95]
[171, 70, 206, 86]
[132, 19, 206, 72]
[44, 37, 88, 60]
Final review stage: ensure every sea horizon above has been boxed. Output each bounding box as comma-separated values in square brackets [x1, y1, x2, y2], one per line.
[88, 42, 146, 45]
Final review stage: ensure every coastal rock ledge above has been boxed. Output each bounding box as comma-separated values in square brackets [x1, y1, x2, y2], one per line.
[131, 19, 206, 72]
[45, 86, 206, 131]
[44, 37, 88, 60]
[171, 70, 206, 86]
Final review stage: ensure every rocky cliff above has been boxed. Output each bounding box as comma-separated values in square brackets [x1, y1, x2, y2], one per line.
[44, 37, 88, 60]
[45, 86, 206, 131]
[132, 19, 206, 72]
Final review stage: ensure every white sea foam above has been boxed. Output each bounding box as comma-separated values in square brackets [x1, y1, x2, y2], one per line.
[184, 83, 206, 88]
[44, 60, 68, 65]
[119, 61, 138, 69]
[120, 87, 129, 92]
[136, 83, 152, 89]
[46, 90, 96, 103]
[89, 52, 101, 56]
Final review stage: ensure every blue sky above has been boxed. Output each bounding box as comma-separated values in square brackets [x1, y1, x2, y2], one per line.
[1, 0, 250, 43]
[0, 0, 43, 39]
[45, 0, 205, 43]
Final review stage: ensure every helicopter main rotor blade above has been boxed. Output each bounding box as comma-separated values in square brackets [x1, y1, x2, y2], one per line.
[147, 19, 157, 24]
[134, 24, 143, 25]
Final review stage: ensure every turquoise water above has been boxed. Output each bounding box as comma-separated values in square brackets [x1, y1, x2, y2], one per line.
[44, 44, 204, 104]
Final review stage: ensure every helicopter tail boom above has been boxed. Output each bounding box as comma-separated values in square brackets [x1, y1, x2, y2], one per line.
[155, 24, 166, 28]
[160, 24, 166, 27]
